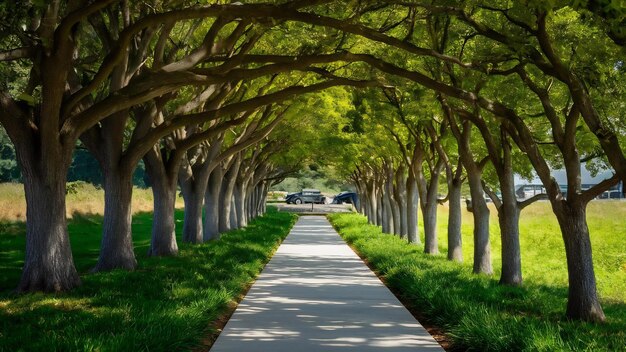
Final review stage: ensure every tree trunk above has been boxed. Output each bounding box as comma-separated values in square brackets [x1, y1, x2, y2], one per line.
[260, 183, 269, 215]
[420, 160, 443, 254]
[219, 158, 241, 233]
[204, 168, 223, 241]
[406, 173, 420, 244]
[147, 179, 179, 256]
[498, 203, 521, 285]
[376, 186, 384, 228]
[180, 182, 205, 244]
[245, 182, 256, 223]
[386, 167, 401, 236]
[498, 166, 522, 285]
[422, 199, 438, 254]
[363, 191, 371, 219]
[362, 185, 372, 221]
[554, 201, 606, 322]
[447, 178, 463, 262]
[94, 168, 137, 271]
[393, 168, 408, 239]
[234, 180, 248, 228]
[230, 195, 239, 230]
[143, 148, 179, 257]
[421, 171, 440, 254]
[366, 179, 378, 225]
[468, 170, 492, 275]
[382, 179, 393, 234]
[18, 169, 81, 292]
[179, 167, 210, 244]
[250, 184, 259, 219]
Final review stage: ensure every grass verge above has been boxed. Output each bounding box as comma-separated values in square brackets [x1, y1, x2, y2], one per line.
[0, 206, 297, 351]
[328, 212, 626, 352]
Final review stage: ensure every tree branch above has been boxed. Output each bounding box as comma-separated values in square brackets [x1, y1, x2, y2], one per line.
[0, 47, 36, 61]
[518, 193, 548, 210]
[580, 174, 620, 204]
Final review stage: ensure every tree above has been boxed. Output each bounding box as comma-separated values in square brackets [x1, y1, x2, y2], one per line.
[0, 0, 371, 291]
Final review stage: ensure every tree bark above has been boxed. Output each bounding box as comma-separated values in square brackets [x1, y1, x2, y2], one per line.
[94, 167, 137, 271]
[147, 178, 179, 256]
[386, 165, 401, 236]
[234, 180, 248, 228]
[18, 168, 81, 292]
[497, 162, 523, 285]
[219, 157, 241, 233]
[180, 176, 205, 244]
[393, 167, 408, 239]
[245, 182, 256, 223]
[230, 195, 239, 229]
[467, 169, 492, 275]
[179, 163, 211, 243]
[144, 148, 179, 257]
[554, 201, 606, 322]
[406, 172, 420, 244]
[447, 178, 463, 262]
[421, 162, 442, 255]
[260, 182, 269, 215]
[250, 184, 259, 219]
[381, 176, 393, 234]
[366, 178, 378, 225]
[204, 167, 223, 241]
[377, 191, 384, 229]
[355, 179, 366, 214]
[362, 184, 372, 221]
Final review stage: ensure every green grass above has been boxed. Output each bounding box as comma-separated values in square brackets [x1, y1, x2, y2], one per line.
[328, 203, 626, 352]
[0, 207, 297, 351]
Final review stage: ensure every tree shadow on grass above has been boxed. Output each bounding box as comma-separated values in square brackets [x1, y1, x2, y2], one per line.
[0, 207, 296, 351]
[330, 214, 626, 352]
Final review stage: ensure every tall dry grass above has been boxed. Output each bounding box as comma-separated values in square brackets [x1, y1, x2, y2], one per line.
[0, 183, 184, 222]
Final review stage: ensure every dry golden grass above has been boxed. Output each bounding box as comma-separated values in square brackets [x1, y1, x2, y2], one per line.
[0, 183, 184, 222]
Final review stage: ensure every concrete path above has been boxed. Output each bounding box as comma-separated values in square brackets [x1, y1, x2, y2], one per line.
[210, 216, 443, 351]
[275, 203, 354, 214]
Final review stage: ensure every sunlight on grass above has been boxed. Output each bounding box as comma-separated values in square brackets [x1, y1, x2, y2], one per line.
[432, 201, 626, 302]
[329, 204, 626, 351]
[0, 206, 296, 351]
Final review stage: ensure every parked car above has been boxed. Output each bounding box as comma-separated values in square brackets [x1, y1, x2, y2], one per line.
[332, 191, 357, 204]
[285, 189, 326, 204]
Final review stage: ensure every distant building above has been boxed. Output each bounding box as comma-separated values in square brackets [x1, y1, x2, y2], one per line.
[514, 168, 624, 200]
[515, 181, 623, 200]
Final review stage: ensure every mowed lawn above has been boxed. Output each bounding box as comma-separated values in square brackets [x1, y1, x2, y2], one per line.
[0, 207, 296, 351]
[329, 200, 626, 351]
[453, 201, 626, 302]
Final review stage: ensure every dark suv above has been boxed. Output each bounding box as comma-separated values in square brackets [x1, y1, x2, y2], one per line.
[332, 191, 357, 204]
[285, 189, 326, 204]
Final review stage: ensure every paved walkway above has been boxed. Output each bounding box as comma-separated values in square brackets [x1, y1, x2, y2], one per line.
[210, 216, 443, 351]
[275, 203, 354, 214]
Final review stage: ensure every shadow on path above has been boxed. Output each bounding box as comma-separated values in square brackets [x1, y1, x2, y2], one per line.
[210, 216, 443, 352]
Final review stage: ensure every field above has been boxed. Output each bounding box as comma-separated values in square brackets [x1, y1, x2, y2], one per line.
[0, 182, 184, 222]
[0, 201, 296, 351]
[329, 200, 626, 351]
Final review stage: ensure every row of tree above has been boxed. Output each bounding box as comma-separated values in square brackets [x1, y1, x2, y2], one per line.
[0, 0, 372, 292]
[1, 0, 624, 324]
[271, 1, 622, 323]
[322, 1, 624, 324]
